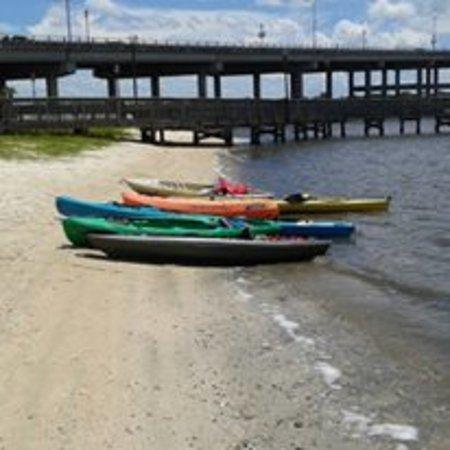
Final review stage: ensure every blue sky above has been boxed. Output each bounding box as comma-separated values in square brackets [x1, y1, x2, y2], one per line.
[2, 0, 449, 98]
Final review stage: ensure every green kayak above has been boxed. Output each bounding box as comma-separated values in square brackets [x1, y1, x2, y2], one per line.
[62, 216, 255, 247]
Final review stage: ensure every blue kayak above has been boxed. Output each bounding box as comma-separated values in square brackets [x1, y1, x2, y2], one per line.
[56, 196, 354, 239]
[230, 219, 355, 239]
[277, 220, 355, 238]
[56, 195, 170, 219]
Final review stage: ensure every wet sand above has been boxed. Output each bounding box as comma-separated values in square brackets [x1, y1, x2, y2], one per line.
[0, 136, 447, 449]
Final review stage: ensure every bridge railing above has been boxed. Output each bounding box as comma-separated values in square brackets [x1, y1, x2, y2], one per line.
[1, 97, 449, 130]
[1, 34, 449, 55]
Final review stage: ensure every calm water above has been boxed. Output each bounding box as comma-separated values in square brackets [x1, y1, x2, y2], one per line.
[220, 126, 450, 374]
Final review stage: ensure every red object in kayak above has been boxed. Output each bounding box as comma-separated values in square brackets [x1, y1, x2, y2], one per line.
[214, 177, 251, 196]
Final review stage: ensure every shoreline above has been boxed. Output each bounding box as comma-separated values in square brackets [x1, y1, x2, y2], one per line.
[0, 136, 448, 449]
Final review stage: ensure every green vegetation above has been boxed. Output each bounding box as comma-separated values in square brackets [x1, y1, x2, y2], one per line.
[0, 128, 131, 160]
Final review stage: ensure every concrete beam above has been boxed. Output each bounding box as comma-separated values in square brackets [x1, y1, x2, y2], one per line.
[434, 67, 439, 95]
[107, 78, 120, 98]
[198, 74, 207, 98]
[395, 69, 401, 96]
[290, 72, 303, 99]
[348, 71, 354, 97]
[417, 68, 423, 96]
[364, 70, 371, 98]
[46, 76, 59, 98]
[214, 74, 222, 99]
[425, 67, 432, 97]
[253, 74, 261, 99]
[381, 68, 388, 97]
[151, 75, 161, 98]
[325, 70, 333, 98]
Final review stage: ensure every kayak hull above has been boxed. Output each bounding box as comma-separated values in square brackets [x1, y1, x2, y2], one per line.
[88, 235, 330, 266]
[277, 197, 391, 214]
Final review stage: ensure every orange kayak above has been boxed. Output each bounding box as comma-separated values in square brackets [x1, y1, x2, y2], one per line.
[122, 191, 279, 219]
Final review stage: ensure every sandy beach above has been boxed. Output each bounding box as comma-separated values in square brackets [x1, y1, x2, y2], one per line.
[0, 136, 448, 450]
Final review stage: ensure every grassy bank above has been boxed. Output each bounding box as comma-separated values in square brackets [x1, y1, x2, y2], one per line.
[0, 128, 130, 160]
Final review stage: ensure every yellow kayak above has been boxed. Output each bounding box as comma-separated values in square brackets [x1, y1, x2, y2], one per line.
[277, 197, 391, 214]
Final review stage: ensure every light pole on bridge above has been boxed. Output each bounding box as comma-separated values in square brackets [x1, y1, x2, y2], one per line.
[64, 0, 72, 42]
[84, 9, 91, 42]
[312, 0, 318, 48]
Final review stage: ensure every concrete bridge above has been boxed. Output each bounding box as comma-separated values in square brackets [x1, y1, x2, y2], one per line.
[1, 37, 450, 144]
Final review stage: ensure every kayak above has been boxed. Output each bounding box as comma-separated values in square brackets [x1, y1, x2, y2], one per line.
[237, 219, 355, 239]
[124, 179, 390, 215]
[122, 191, 280, 219]
[56, 195, 165, 219]
[56, 195, 221, 222]
[124, 178, 214, 197]
[277, 197, 391, 214]
[87, 234, 330, 266]
[56, 197, 355, 239]
[62, 216, 247, 247]
[124, 178, 271, 198]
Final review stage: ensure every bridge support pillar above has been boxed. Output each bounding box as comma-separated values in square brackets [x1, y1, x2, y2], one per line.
[340, 121, 347, 138]
[417, 68, 423, 97]
[151, 76, 161, 98]
[250, 127, 261, 145]
[325, 70, 333, 98]
[364, 70, 371, 98]
[290, 72, 303, 99]
[381, 68, 388, 97]
[140, 128, 155, 143]
[224, 127, 233, 146]
[434, 67, 439, 95]
[395, 69, 401, 96]
[46, 76, 59, 98]
[198, 74, 207, 98]
[425, 67, 432, 97]
[107, 78, 120, 98]
[0, 79, 6, 91]
[253, 74, 261, 99]
[348, 71, 355, 97]
[213, 75, 222, 99]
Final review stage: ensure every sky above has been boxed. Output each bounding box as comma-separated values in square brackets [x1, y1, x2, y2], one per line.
[1, 0, 448, 48]
[1, 0, 449, 97]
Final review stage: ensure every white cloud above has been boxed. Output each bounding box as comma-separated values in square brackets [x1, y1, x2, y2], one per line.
[26, 0, 448, 50]
[368, 0, 416, 21]
[28, 0, 306, 45]
[256, 0, 314, 6]
[333, 20, 369, 47]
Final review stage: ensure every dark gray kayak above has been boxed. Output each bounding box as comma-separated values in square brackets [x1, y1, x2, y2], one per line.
[87, 234, 330, 266]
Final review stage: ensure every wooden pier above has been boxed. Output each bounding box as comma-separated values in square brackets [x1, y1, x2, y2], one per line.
[0, 96, 449, 145]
